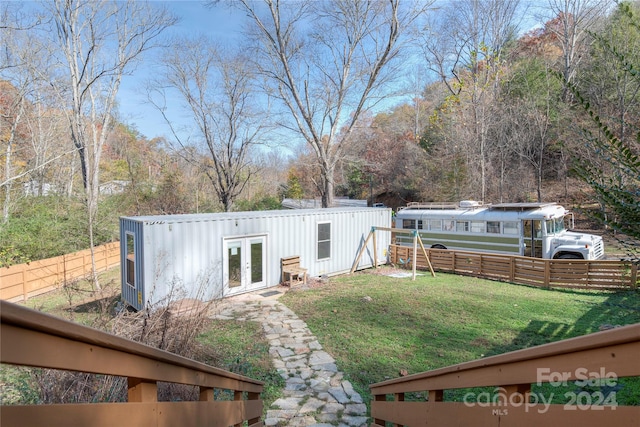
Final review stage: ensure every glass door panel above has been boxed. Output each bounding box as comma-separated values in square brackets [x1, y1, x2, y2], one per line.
[227, 240, 242, 288]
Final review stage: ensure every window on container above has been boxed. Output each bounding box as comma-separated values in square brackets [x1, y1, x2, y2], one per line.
[503, 221, 519, 235]
[317, 222, 331, 260]
[456, 221, 469, 232]
[126, 233, 135, 287]
[402, 219, 416, 229]
[429, 219, 442, 231]
[486, 221, 501, 234]
[471, 221, 484, 233]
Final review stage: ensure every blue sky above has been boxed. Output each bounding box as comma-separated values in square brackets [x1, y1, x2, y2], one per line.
[118, 0, 545, 141]
[118, 1, 247, 140]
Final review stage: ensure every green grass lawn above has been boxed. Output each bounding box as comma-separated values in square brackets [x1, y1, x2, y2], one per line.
[279, 269, 640, 406]
[5, 266, 639, 413]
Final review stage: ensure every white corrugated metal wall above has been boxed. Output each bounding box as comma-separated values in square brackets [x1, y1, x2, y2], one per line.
[120, 208, 391, 308]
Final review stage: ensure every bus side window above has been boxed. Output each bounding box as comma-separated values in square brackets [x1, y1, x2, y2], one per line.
[443, 220, 454, 231]
[534, 220, 542, 237]
[503, 221, 518, 235]
[486, 221, 500, 234]
[456, 221, 469, 232]
[403, 219, 416, 229]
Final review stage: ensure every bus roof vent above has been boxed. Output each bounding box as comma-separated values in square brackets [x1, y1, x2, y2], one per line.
[459, 200, 483, 208]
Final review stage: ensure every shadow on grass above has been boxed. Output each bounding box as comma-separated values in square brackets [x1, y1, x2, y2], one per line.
[479, 289, 640, 406]
[69, 294, 121, 314]
[483, 290, 640, 357]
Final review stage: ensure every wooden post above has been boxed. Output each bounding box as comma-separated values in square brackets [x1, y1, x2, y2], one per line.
[127, 377, 157, 402]
[415, 232, 436, 277]
[394, 392, 405, 427]
[412, 233, 418, 280]
[234, 391, 243, 427]
[544, 259, 551, 287]
[372, 226, 378, 269]
[374, 394, 386, 426]
[428, 389, 443, 402]
[199, 386, 214, 401]
[247, 392, 261, 426]
[22, 265, 27, 302]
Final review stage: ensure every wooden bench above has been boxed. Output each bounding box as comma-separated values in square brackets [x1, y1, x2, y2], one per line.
[281, 256, 307, 286]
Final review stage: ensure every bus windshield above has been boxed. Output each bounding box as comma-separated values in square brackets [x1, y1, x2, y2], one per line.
[546, 218, 566, 235]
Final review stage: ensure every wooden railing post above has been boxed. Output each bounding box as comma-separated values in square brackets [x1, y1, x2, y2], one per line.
[428, 389, 443, 402]
[199, 386, 214, 401]
[234, 390, 244, 427]
[374, 394, 386, 426]
[502, 383, 531, 408]
[127, 377, 158, 402]
[394, 393, 405, 427]
[247, 392, 261, 426]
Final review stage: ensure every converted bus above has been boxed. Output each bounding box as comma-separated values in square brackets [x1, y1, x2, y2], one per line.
[394, 201, 605, 260]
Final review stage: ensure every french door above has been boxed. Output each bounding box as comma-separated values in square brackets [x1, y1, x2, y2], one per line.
[223, 235, 267, 296]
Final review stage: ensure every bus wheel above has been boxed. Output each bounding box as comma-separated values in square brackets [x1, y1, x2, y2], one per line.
[556, 253, 582, 259]
[431, 244, 447, 250]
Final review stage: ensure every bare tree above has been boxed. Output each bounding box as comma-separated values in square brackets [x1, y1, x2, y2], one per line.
[150, 37, 265, 212]
[543, 0, 612, 101]
[421, 0, 523, 202]
[235, 0, 428, 208]
[48, 0, 175, 288]
[1, 7, 69, 223]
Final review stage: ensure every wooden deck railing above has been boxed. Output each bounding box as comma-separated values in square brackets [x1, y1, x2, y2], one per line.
[0, 300, 264, 427]
[390, 244, 638, 290]
[370, 323, 640, 426]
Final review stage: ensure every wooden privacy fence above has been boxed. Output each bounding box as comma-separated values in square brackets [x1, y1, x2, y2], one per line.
[390, 244, 638, 290]
[0, 241, 120, 302]
[370, 322, 640, 427]
[0, 300, 264, 427]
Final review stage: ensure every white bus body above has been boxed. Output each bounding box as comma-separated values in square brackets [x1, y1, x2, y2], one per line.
[394, 201, 605, 260]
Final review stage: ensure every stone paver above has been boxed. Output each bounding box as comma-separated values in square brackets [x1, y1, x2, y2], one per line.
[211, 291, 367, 427]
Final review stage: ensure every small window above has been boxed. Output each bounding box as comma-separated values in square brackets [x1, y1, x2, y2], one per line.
[503, 221, 518, 235]
[545, 219, 554, 235]
[417, 220, 424, 230]
[402, 219, 416, 229]
[471, 221, 484, 233]
[429, 219, 442, 231]
[126, 233, 135, 287]
[443, 220, 455, 231]
[317, 222, 331, 260]
[456, 221, 469, 232]
[486, 221, 501, 234]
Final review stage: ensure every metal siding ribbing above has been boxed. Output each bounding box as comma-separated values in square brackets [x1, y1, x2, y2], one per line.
[120, 208, 392, 307]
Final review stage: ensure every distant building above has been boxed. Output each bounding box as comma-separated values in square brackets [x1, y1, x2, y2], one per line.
[99, 180, 129, 195]
[23, 181, 55, 196]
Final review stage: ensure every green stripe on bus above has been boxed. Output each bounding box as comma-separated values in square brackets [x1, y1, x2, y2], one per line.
[396, 234, 521, 254]
[417, 232, 518, 245]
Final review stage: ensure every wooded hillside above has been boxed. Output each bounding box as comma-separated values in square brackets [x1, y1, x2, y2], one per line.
[1, 0, 638, 266]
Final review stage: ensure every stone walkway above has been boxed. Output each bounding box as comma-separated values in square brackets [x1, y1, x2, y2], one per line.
[211, 290, 368, 427]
